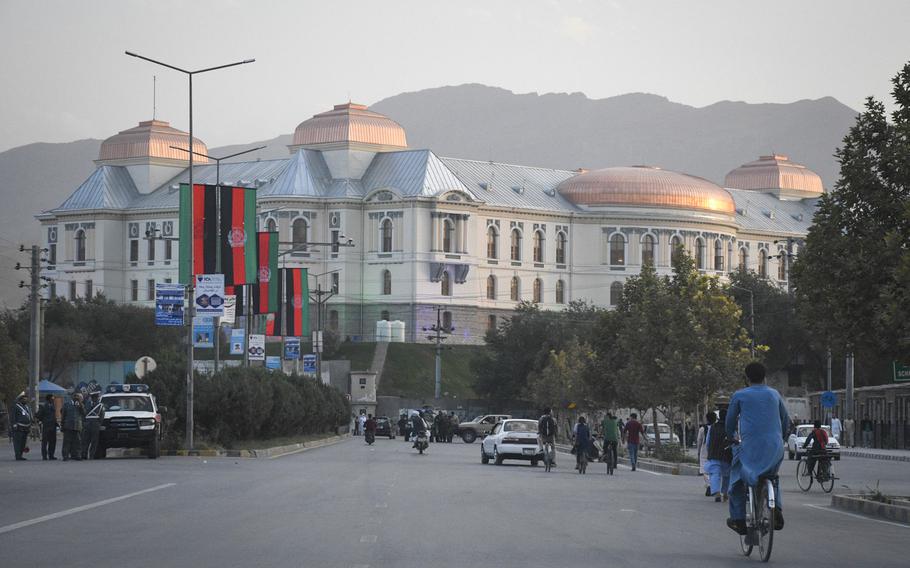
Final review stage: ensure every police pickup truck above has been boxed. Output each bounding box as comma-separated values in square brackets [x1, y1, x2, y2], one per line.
[98, 384, 166, 459]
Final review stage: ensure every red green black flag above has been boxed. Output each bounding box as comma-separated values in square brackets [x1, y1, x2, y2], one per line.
[251, 232, 279, 314]
[274, 268, 309, 337]
[178, 184, 217, 284]
[219, 186, 258, 286]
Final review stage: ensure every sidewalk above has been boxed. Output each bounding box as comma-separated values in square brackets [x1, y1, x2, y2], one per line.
[839, 447, 910, 463]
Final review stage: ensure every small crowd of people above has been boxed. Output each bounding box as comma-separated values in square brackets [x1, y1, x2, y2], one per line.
[8, 390, 106, 461]
[536, 407, 647, 472]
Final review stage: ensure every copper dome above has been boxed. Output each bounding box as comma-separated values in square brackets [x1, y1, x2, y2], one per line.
[292, 103, 407, 149]
[557, 166, 736, 215]
[98, 120, 209, 163]
[724, 154, 823, 198]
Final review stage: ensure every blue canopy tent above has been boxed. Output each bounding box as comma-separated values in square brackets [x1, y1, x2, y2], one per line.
[38, 380, 67, 396]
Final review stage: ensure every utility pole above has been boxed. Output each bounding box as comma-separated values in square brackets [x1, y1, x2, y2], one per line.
[310, 282, 335, 381]
[826, 347, 833, 425]
[846, 351, 855, 426]
[17, 245, 47, 414]
[425, 306, 452, 399]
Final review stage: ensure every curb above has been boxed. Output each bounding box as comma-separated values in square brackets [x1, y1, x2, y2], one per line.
[112, 434, 350, 459]
[831, 494, 910, 524]
[554, 444, 699, 476]
[839, 450, 910, 463]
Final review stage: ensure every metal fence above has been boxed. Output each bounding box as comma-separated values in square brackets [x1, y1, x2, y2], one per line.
[808, 383, 910, 450]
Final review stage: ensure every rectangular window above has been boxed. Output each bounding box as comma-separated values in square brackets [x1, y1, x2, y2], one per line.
[85, 280, 93, 300]
[331, 230, 340, 253]
[147, 279, 155, 301]
[130, 280, 139, 302]
[48, 282, 56, 299]
[331, 272, 339, 294]
[148, 238, 156, 263]
[164, 239, 173, 261]
[69, 281, 77, 301]
[130, 240, 139, 263]
[164, 278, 172, 284]
[48, 244, 57, 267]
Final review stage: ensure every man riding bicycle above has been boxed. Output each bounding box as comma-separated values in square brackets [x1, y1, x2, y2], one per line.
[726, 362, 790, 536]
[601, 412, 619, 473]
[802, 420, 830, 478]
[538, 407, 558, 467]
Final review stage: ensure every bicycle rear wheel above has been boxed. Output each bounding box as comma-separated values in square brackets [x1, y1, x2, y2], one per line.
[820, 463, 835, 493]
[796, 459, 813, 491]
[544, 445, 552, 472]
[758, 483, 774, 562]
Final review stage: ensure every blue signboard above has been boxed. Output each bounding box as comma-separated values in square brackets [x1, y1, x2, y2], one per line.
[266, 356, 281, 370]
[193, 316, 214, 348]
[229, 329, 245, 355]
[821, 390, 838, 408]
[155, 284, 185, 326]
[194, 274, 225, 317]
[284, 338, 301, 360]
[302, 354, 317, 374]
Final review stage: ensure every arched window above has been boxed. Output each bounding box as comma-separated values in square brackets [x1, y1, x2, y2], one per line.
[443, 219, 455, 253]
[486, 226, 498, 259]
[778, 250, 787, 281]
[486, 275, 496, 300]
[556, 231, 567, 264]
[555, 279, 565, 304]
[533, 278, 542, 303]
[510, 229, 522, 261]
[610, 281, 623, 306]
[75, 229, 86, 262]
[533, 230, 544, 263]
[266, 218, 277, 233]
[758, 250, 768, 278]
[441, 270, 452, 296]
[510, 277, 520, 301]
[381, 269, 391, 295]
[670, 235, 683, 264]
[610, 233, 625, 266]
[695, 238, 706, 270]
[292, 218, 308, 250]
[738, 247, 748, 271]
[727, 241, 734, 272]
[380, 218, 393, 253]
[380, 310, 390, 321]
[641, 234, 655, 266]
[714, 239, 724, 271]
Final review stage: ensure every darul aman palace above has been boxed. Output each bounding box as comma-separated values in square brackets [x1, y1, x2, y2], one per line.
[38, 103, 823, 344]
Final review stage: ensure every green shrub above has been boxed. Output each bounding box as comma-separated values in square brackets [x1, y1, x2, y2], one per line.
[652, 443, 690, 463]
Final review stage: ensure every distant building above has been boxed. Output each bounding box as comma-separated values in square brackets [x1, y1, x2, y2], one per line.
[38, 103, 823, 344]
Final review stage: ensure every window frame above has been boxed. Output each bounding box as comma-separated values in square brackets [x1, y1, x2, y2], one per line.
[510, 229, 522, 262]
[486, 226, 498, 259]
[510, 276, 520, 301]
[532, 278, 542, 303]
[641, 233, 655, 266]
[555, 279, 565, 304]
[532, 230, 544, 263]
[380, 218, 393, 253]
[556, 231, 567, 265]
[486, 274, 496, 300]
[609, 233, 625, 266]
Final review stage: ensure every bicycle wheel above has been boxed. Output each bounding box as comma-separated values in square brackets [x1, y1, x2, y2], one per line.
[820, 463, 835, 493]
[757, 483, 774, 563]
[739, 534, 753, 557]
[796, 459, 813, 491]
[740, 488, 753, 557]
[544, 445, 552, 473]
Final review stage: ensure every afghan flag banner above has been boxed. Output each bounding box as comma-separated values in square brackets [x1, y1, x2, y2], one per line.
[178, 184, 217, 284]
[219, 186, 258, 286]
[275, 268, 309, 337]
[264, 313, 278, 337]
[251, 232, 279, 314]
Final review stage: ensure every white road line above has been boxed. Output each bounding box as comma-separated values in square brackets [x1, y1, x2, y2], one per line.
[802, 504, 910, 529]
[0, 483, 177, 535]
[360, 535, 378, 543]
[616, 463, 663, 476]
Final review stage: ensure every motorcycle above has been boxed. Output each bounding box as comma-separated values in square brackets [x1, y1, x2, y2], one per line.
[415, 432, 429, 454]
[365, 430, 375, 445]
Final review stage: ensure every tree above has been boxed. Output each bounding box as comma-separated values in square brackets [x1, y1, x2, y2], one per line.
[792, 62, 910, 384]
[527, 337, 596, 412]
[0, 312, 28, 408]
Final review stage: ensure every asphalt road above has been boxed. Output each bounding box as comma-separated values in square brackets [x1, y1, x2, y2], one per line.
[1, 438, 908, 567]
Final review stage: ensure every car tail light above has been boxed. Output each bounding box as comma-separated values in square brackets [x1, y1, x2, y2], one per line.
[154, 414, 161, 423]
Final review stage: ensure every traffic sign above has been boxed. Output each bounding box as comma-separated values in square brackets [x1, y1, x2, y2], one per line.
[135, 356, 157, 379]
[821, 390, 837, 408]
[894, 361, 910, 382]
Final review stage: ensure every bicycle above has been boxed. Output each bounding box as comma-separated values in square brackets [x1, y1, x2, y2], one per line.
[540, 437, 555, 473]
[739, 474, 777, 563]
[603, 440, 617, 475]
[796, 450, 836, 493]
[576, 443, 588, 474]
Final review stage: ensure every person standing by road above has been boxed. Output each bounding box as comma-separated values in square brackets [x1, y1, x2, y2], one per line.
[601, 412, 619, 473]
[448, 412, 459, 443]
[861, 418, 873, 447]
[843, 415, 855, 448]
[82, 391, 105, 460]
[705, 408, 733, 502]
[574, 416, 592, 470]
[10, 392, 33, 461]
[397, 414, 409, 439]
[36, 394, 59, 460]
[61, 393, 85, 461]
[624, 413, 645, 471]
[697, 412, 716, 496]
[830, 413, 843, 445]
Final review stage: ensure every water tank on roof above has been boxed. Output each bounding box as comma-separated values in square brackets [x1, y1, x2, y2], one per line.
[390, 320, 406, 343]
[375, 320, 392, 342]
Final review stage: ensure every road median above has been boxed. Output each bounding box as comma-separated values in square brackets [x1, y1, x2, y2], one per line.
[109, 433, 350, 459]
[555, 443, 699, 475]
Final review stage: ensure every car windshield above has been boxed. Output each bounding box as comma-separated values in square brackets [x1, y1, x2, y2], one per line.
[503, 420, 538, 432]
[797, 426, 832, 438]
[102, 396, 153, 412]
[646, 424, 671, 434]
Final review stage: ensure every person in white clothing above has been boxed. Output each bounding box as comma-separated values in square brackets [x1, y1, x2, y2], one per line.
[697, 412, 716, 496]
[831, 413, 843, 445]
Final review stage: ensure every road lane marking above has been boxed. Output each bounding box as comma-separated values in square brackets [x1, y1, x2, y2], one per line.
[620, 509, 638, 513]
[802, 504, 910, 529]
[375, 503, 388, 508]
[0, 483, 176, 535]
[360, 535, 378, 543]
[617, 464, 663, 476]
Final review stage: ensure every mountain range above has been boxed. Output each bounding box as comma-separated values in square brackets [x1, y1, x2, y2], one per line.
[0, 84, 858, 306]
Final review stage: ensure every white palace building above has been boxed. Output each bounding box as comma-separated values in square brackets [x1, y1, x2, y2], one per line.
[38, 103, 823, 344]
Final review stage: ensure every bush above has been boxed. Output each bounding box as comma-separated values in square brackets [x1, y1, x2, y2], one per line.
[652, 443, 689, 463]
[144, 364, 350, 449]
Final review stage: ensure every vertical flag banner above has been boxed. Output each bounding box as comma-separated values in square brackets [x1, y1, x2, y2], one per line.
[252, 231, 279, 314]
[155, 283, 185, 326]
[178, 183, 217, 284]
[193, 316, 215, 348]
[248, 334, 266, 361]
[194, 274, 225, 317]
[284, 338, 301, 360]
[225, 285, 245, 317]
[219, 186, 258, 285]
[278, 268, 310, 337]
[229, 329, 245, 355]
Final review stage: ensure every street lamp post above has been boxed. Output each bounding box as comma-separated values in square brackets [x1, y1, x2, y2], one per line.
[125, 51, 254, 451]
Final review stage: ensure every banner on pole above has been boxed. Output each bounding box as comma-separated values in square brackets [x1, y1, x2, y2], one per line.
[222, 295, 236, 325]
[284, 338, 301, 360]
[194, 274, 225, 317]
[155, 283, 185, 326]
[230, 329, 245, 355]
[266, 356, 281, 370]
[193, 316, 215, 348]
[303, 354, 317, 374]
[248, 334, 266, 361]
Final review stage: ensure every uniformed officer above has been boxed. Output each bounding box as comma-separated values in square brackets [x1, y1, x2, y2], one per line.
[10, 392, 33, 460]
[61, 393, 85, 461]
[36, 394, 59, 460]
[82, 391, 105, 459]
[448, 411, 459, 443]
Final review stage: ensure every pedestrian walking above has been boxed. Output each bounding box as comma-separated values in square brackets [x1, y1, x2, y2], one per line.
[10, 392, 33, 461]
[357, 413, 366, 436]
[830, 413, 843, 445]
[82, 391, 105, 459]
[844, 415, 855, 448]
[447, 412, 458, 443]
[697, 412, 716, 496]
[61, 393, 85, 461]
[36, 394, 59, 460]
[705, 408, 733, 502]
[624, 413, 645, 471]
[574, 416, 591, 470]
[397, 414, 409, 439]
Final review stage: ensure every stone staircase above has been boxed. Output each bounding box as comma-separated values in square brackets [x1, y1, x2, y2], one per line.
[370, 342, 390, 386]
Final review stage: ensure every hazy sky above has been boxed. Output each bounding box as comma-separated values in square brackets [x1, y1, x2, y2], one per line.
[1, 0, 909, 153]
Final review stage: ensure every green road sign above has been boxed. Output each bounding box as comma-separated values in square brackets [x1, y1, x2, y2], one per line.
[894, 361, 910, 382]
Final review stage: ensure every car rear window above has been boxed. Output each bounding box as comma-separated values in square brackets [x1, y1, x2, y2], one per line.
[503, 421, 538, 432]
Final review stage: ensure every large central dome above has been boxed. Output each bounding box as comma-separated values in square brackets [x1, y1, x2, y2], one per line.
[97, 120, 209, 164]
[557, 166, 736, 215]
[291, 103, 407, 151]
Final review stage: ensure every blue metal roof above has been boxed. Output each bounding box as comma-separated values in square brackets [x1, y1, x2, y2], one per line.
[727, 188, 818, 235]
[54, 166, 139, 211]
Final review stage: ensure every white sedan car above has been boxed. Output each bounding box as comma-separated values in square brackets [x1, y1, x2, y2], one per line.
[787, 424, 840, 460]
[480, 419, 543, 466]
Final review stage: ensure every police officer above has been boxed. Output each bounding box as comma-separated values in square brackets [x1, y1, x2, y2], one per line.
[36, 394, 59, 460]
[61, 393, 85, 461]
[82, 391, 105, 459]
[448, 411, 459, 443]
[10, 392, 33, 460]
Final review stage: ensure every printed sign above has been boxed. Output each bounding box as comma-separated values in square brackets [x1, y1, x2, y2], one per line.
[194, 274, 225, 316]
[820, 390, 838, 409]
[894, 361, 910, 383]
[284, 338, 301, 360]
[303, 354, 317, 374]
[266, 356, 281, 370]
[193, 316, 214, 348]
[222, 295, 236, 325]
[230, 329, 245, 355]
[248, 334, 266, 361]
[155, 284, 185, 326]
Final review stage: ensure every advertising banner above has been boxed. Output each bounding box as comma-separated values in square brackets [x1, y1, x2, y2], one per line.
[230, 329, 245, 355]
[194, 274, 225, 317]
[222, 295, 236, 325]
[155, 283, 185, 326]
[248, 334, 266, 361]
[266, 356, 281, 370]
[303, 354, 317, 374]
[284, 338, 301, 360]
[193, 316, 214, 348]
